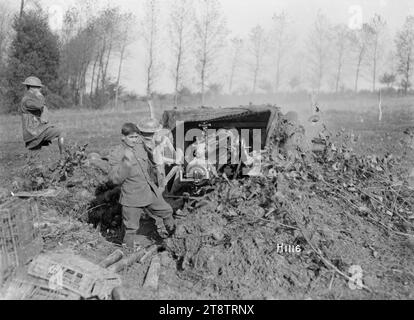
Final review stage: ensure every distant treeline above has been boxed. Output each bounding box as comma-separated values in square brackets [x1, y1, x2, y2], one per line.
[1, 0, 414, 114]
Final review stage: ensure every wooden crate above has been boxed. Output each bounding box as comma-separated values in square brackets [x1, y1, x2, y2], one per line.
[28, 252, 122, 299]
[0, 198, 43, 286]
[2, 277, 79, 300]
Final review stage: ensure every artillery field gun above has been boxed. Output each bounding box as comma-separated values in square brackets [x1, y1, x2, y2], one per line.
[155, 105, 283, 192]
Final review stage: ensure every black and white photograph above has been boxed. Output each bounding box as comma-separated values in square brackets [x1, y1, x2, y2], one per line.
[0, 0, 413, 303]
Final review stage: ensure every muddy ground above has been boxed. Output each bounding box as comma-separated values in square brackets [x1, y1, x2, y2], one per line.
[0, 103, 413, 300]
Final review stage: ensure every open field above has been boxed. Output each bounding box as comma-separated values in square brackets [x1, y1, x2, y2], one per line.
[1, 94, 413, 183]
[0, 95, 413, 300]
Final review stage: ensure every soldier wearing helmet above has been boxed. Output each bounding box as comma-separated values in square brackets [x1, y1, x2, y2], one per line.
[107, 120, 176, 249]
[20, 76, 65, 155]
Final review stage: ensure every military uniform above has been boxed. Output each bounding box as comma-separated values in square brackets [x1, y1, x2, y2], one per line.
[20, 91, 62, 150]
[108, 138, 175, 247]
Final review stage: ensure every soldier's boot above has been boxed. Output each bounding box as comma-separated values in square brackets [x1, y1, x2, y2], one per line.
[163, 216, 176, 237]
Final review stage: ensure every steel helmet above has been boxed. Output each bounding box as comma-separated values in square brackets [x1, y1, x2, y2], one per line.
[22, 76, 43, 87]
[137, 117, 162, 134]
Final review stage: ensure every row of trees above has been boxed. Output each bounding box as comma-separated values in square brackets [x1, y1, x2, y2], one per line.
[222, 10, 414, 96]
[59, 2, 136, 107]
[143, 0, 227, 106]
[1, 0, 414, 113]
[305, 12, 388, 94]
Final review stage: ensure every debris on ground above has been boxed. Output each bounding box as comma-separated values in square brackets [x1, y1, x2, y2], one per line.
[161, 120, 414, 299]
[1, 106, 413, 300]
[27, 250, 122, 299]
[0, 198, 43, 286]
[143, 255, 161, 290]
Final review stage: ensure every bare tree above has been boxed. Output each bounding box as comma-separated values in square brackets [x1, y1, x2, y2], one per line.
[141, 0, 161, 98]
[114, 13, 136, 108]
[248, 25, 267, 94]
[19, 0, 42, 18]
[60, 3, 99, 105]
[307, 11, 332, 93]
[169, 0, 194, 107]
[349, 23, 374, 92]
[20, 0, 24, 20]
[379, 72, 396, 88]
[270, 12, 294, 92]
[60, 2, 124, 106]
[0, 2, 13, 69]
[194, 0, 227, 105]
[395, 16, 414, 95]
[99, 8, 121, 94]
[331, 24, 350, 93]
[367, 14, 387, 91]
[228, 37, 243, 94]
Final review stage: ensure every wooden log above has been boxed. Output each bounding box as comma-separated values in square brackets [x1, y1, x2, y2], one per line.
[111, 286, 126, 300]
[107, 249, 145, 273]
[139, 246, 158, 264]
[108, 245, 157, 273]
[143, 255, 161, 290]
[99, 249, 124, 268]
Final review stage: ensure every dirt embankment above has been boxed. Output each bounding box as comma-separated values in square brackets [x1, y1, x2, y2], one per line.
[1, 110, 413, 300]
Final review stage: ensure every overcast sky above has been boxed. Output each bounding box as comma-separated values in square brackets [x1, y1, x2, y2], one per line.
[20, 0, 414, 35]
[29, 0, 414, 33]
[4, 0, 414, 93]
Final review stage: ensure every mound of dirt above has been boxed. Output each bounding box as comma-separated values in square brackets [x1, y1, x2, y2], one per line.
[8, 115, 414, 300]
[161, 126, 414, 299]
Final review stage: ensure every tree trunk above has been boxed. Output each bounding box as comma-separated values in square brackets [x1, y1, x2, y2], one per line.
[115, 44, 126, 109]
[200, 18, 208, 105]
[355, 51, 363, 93]
[102, 39, 113, 92]
[79, 61, 89, 107]
[405, 48, 411, 95]
[372, 36, 378, 92]
[200, 42, 207, 105]
[318, 50, 323, 93]
[146, 29, 154, 97]
[252, 64, 258, 94]
[90, 53, 99, 96]
[274, 35, 283, 92]
[404, 61, 410, 95]
[96, 44, 105, 96]
[201, 59, 206, 105]
[354, 64, 360, 93]
[228, 58, 236, 94]
[335, 65, 341, 93]
[275, 54, 281, 92]
[19, 0, 24, 20]
[146, 60, 153, 97]
[174, 40, 182, 108]
[174, 63, 180, 107]
[79, 87, 83, 106]
[335, 54, 343, 93]
[354, 43, 367, 93]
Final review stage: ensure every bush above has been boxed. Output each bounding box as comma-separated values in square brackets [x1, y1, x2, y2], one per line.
[91, 92, 110, 109]
[5, 9, 60, 113]
[46, 93, 69, 109]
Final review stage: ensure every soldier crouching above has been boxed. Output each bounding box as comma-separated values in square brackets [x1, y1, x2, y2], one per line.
[20, 76, 65, 156]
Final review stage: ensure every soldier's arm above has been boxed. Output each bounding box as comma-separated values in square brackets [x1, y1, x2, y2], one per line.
[24, 97, 44, 112]
[108, 148, 132, 185]
[40, 105, 49, 124]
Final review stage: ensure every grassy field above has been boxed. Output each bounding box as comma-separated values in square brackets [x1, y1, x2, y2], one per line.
[1, 94, 413, 183]
[0, 95, 413, 300]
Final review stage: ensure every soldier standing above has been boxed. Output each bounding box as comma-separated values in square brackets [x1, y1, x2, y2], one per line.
[108, 122, 176, 248]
